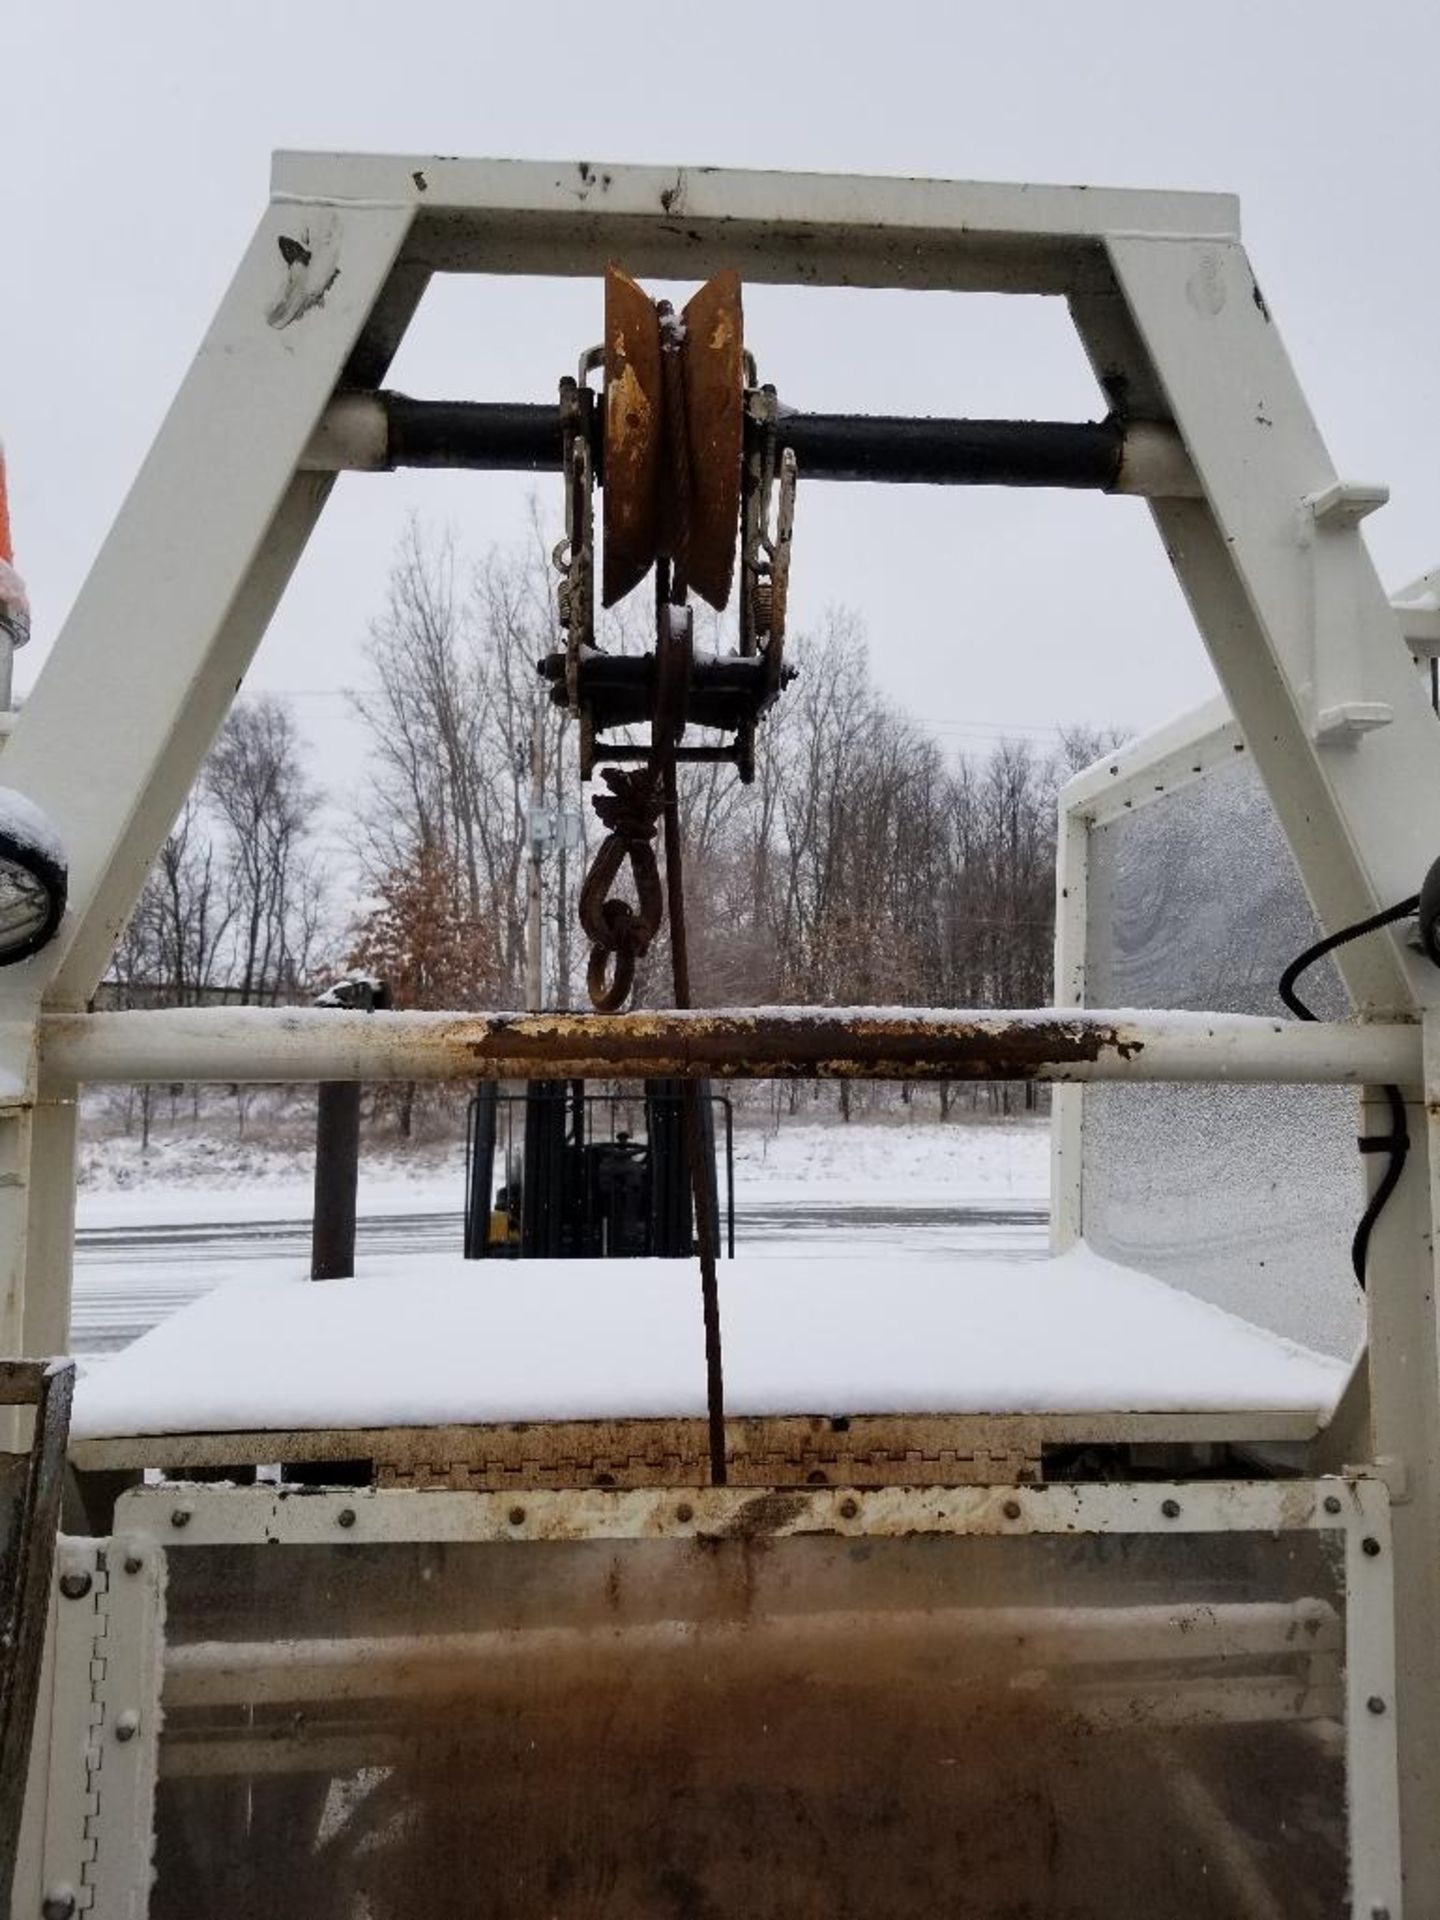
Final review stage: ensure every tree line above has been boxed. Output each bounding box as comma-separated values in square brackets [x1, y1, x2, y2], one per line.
[351, 526, 1116, 1056]
[107, 697, 325, 1008]
[106, 519, 1119, 1124]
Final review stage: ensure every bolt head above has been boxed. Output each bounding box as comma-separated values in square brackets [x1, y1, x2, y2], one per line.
[113, 1710, 139, 1744]
[676, 1503, 694, 1524]
[1368, 1695, 1388, 1715]
[123, 1553, 144, 1576]
[1323, 1494, 1343, 1515]
[336, 1507, 356, 1529]
[42, 1887, 77, 1920]
[1161, 1498, 1181, 1519]
[58, 1570, 91, 1601]
[839, 1497, 859, 1521]
[508, 1506, 526, 1527]
[170, 1507, 192, 1529]
[1002, 1500, 1022, 1521]
[1362, 1536, 1382, 1557]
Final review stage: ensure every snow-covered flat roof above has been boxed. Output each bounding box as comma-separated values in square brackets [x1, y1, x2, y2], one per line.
[71, 1245, 1346, 1441]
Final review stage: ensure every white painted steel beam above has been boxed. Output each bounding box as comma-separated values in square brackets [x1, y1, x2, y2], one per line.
[274, 152, 1239, 294]
[0, 197, 415, 1018]
[1101, 234, 1440, 1014]
[1058, 696, 1239, 826]
[38, 1006, 1420, 1089]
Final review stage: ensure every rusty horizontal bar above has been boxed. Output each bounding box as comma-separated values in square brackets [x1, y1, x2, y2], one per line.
[38, 1006, 1419, 1088]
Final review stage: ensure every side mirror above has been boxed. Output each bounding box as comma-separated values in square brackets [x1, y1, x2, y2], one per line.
[0, 790, 66, 966]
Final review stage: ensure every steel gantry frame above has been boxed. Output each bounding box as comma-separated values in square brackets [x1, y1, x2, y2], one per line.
[5, 154, 1440, 1909]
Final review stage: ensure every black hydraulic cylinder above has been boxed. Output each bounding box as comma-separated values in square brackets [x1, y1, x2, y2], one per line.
[371, 393, 1125, 490]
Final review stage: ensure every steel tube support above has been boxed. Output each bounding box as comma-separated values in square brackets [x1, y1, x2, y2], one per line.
[37, 1007, 1418, 1089]
[301, 393, 1200, 497]
[310, 1083, 361, 1281]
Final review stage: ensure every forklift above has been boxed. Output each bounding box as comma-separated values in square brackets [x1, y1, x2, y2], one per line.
[463, 1078, 735, 1260]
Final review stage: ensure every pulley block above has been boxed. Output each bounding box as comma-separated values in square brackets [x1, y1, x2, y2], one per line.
[544, 265, 796, 784]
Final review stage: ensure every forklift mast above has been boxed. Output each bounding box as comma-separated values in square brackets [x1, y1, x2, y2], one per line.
[464, 1080, 733, 1261]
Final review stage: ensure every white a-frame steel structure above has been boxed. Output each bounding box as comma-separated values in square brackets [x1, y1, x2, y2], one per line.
[7, 156, 1440, 1909]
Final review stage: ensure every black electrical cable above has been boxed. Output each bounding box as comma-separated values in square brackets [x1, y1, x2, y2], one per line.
[1278, 894, 1419, 1290]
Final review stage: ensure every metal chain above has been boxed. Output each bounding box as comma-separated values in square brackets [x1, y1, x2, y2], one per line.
[578, 767, 665, 1013]
[575, 290, 727, 1482]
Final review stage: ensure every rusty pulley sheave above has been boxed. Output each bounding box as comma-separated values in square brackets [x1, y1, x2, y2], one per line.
[544, 264, 798, 793]
[602, 266, 745, 611]
[548, 263, 794, 1021]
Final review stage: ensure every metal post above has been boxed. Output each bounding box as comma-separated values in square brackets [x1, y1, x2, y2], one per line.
[463, 1084, 498, 1260]
[311, 1082, 362, 1282]
[526, 704, 544, 1013]
[310, 975, 387, 1282]
[719, 1093, 735, 1258]
[519, 1081, 567, 1257]
[645, 1080, 691, 1257]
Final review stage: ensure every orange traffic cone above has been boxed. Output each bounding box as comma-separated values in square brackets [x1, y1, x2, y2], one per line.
[0, 441, 31, 649]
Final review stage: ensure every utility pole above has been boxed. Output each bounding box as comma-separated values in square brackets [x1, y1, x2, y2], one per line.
[525, 706, 582, 1012]
[525, 702, 544, 1011]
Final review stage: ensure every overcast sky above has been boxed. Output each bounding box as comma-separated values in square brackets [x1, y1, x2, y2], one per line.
[7, 1, 1440, 847]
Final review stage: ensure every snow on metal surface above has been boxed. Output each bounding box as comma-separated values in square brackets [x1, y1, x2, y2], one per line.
[0, 785, 63, 866]
[71, 1242, 1346, 1440]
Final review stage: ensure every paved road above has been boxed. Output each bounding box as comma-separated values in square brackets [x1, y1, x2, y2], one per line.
[71, 1201, 1048, 1356]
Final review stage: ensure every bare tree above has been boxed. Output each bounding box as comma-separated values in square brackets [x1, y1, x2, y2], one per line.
[147, 798, 232, 1006]
[350, 515, 1128, 1121]
[204, 695, 324, 1003]
[348, 834, 501, 1137]
[354, 515, 584, 1007]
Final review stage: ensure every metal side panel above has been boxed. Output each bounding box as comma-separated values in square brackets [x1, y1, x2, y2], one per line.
[29, 1540, 165, 1920]
[105, 1477, 1400, 1920]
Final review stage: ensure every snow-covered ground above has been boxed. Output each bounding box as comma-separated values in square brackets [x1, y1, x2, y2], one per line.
[69, 1116, 1349, 1429]
[71, 1120, 1052, 1356]
[76, 1118, 1051, 1230]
